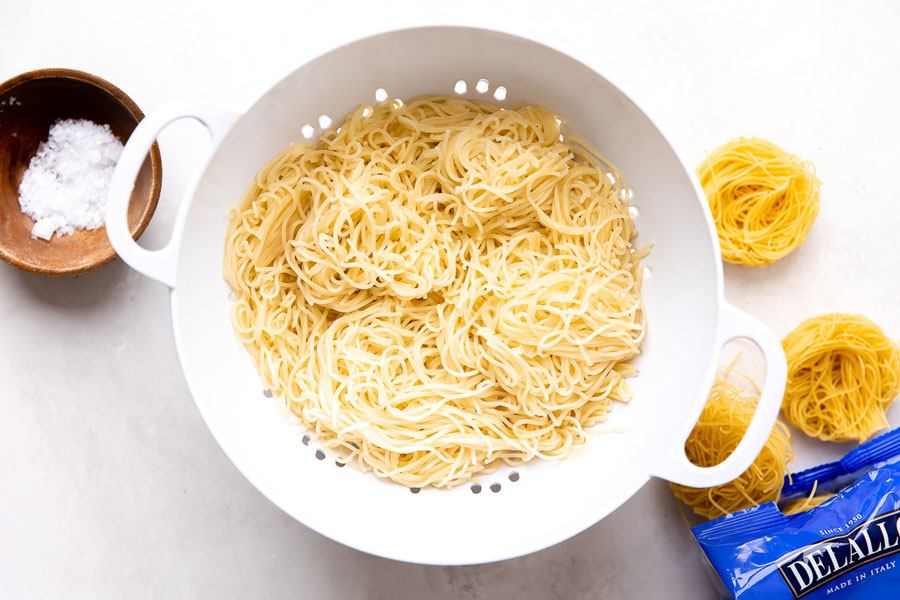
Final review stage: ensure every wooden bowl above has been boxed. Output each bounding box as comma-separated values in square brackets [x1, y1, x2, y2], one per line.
[0, 68, 161, 276]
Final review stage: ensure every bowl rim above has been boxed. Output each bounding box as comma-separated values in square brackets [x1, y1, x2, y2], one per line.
[0, 67, 162, 276]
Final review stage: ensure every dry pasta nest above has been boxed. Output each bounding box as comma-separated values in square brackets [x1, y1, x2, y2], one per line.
[781, 313, 900, 442]
[696, 137, 821, 266]
[670, 375, 793, 520]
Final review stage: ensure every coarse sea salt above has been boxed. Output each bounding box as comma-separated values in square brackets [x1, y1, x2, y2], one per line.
[17, 118, 123, 240]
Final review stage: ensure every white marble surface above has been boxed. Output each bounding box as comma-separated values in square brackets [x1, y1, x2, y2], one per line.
[1, 1, 899, 597]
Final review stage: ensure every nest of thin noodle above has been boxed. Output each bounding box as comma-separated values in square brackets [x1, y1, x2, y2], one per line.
[696, 136, 820, 267]
[670, 371, 794, 520]
[781, 313, 900, 442]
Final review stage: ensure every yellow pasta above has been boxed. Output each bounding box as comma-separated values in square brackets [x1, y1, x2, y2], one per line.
[782, 313, 900, 442]
[670, 373, 793, 520]
[696, 137, 820, 266]
[223, 96, 647, 488]
[780, 480, 835, 516]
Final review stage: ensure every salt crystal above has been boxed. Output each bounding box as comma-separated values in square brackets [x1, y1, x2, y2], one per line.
[18, 118, 123, 240]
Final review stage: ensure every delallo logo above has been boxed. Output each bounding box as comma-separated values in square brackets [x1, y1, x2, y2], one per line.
[777, 510, 900, 597]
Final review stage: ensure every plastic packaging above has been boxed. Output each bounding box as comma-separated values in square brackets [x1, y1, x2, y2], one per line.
[692, 428, 900, 598]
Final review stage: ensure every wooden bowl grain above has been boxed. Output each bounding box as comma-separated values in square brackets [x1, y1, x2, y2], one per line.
[0, 68, 161, 276]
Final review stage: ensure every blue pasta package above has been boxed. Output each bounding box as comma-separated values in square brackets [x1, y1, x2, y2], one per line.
[692, 428, 900, 598]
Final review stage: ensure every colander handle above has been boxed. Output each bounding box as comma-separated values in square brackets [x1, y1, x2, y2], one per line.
[651, 301, 787, 488]
[106, 103, 238, 288]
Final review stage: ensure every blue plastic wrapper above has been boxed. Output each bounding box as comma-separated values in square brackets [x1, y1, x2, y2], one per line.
[692, 428, 900, 599]
[781, 426, 900, 498]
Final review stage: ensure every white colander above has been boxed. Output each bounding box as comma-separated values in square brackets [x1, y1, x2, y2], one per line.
[105, 26, 787, 565]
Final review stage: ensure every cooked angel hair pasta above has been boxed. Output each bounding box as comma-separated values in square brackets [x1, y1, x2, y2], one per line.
[670, 373, 793, 520]
[696, 137, 820, 266]
[782, 313, 900, 442]
[224, 96, 647, 488]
